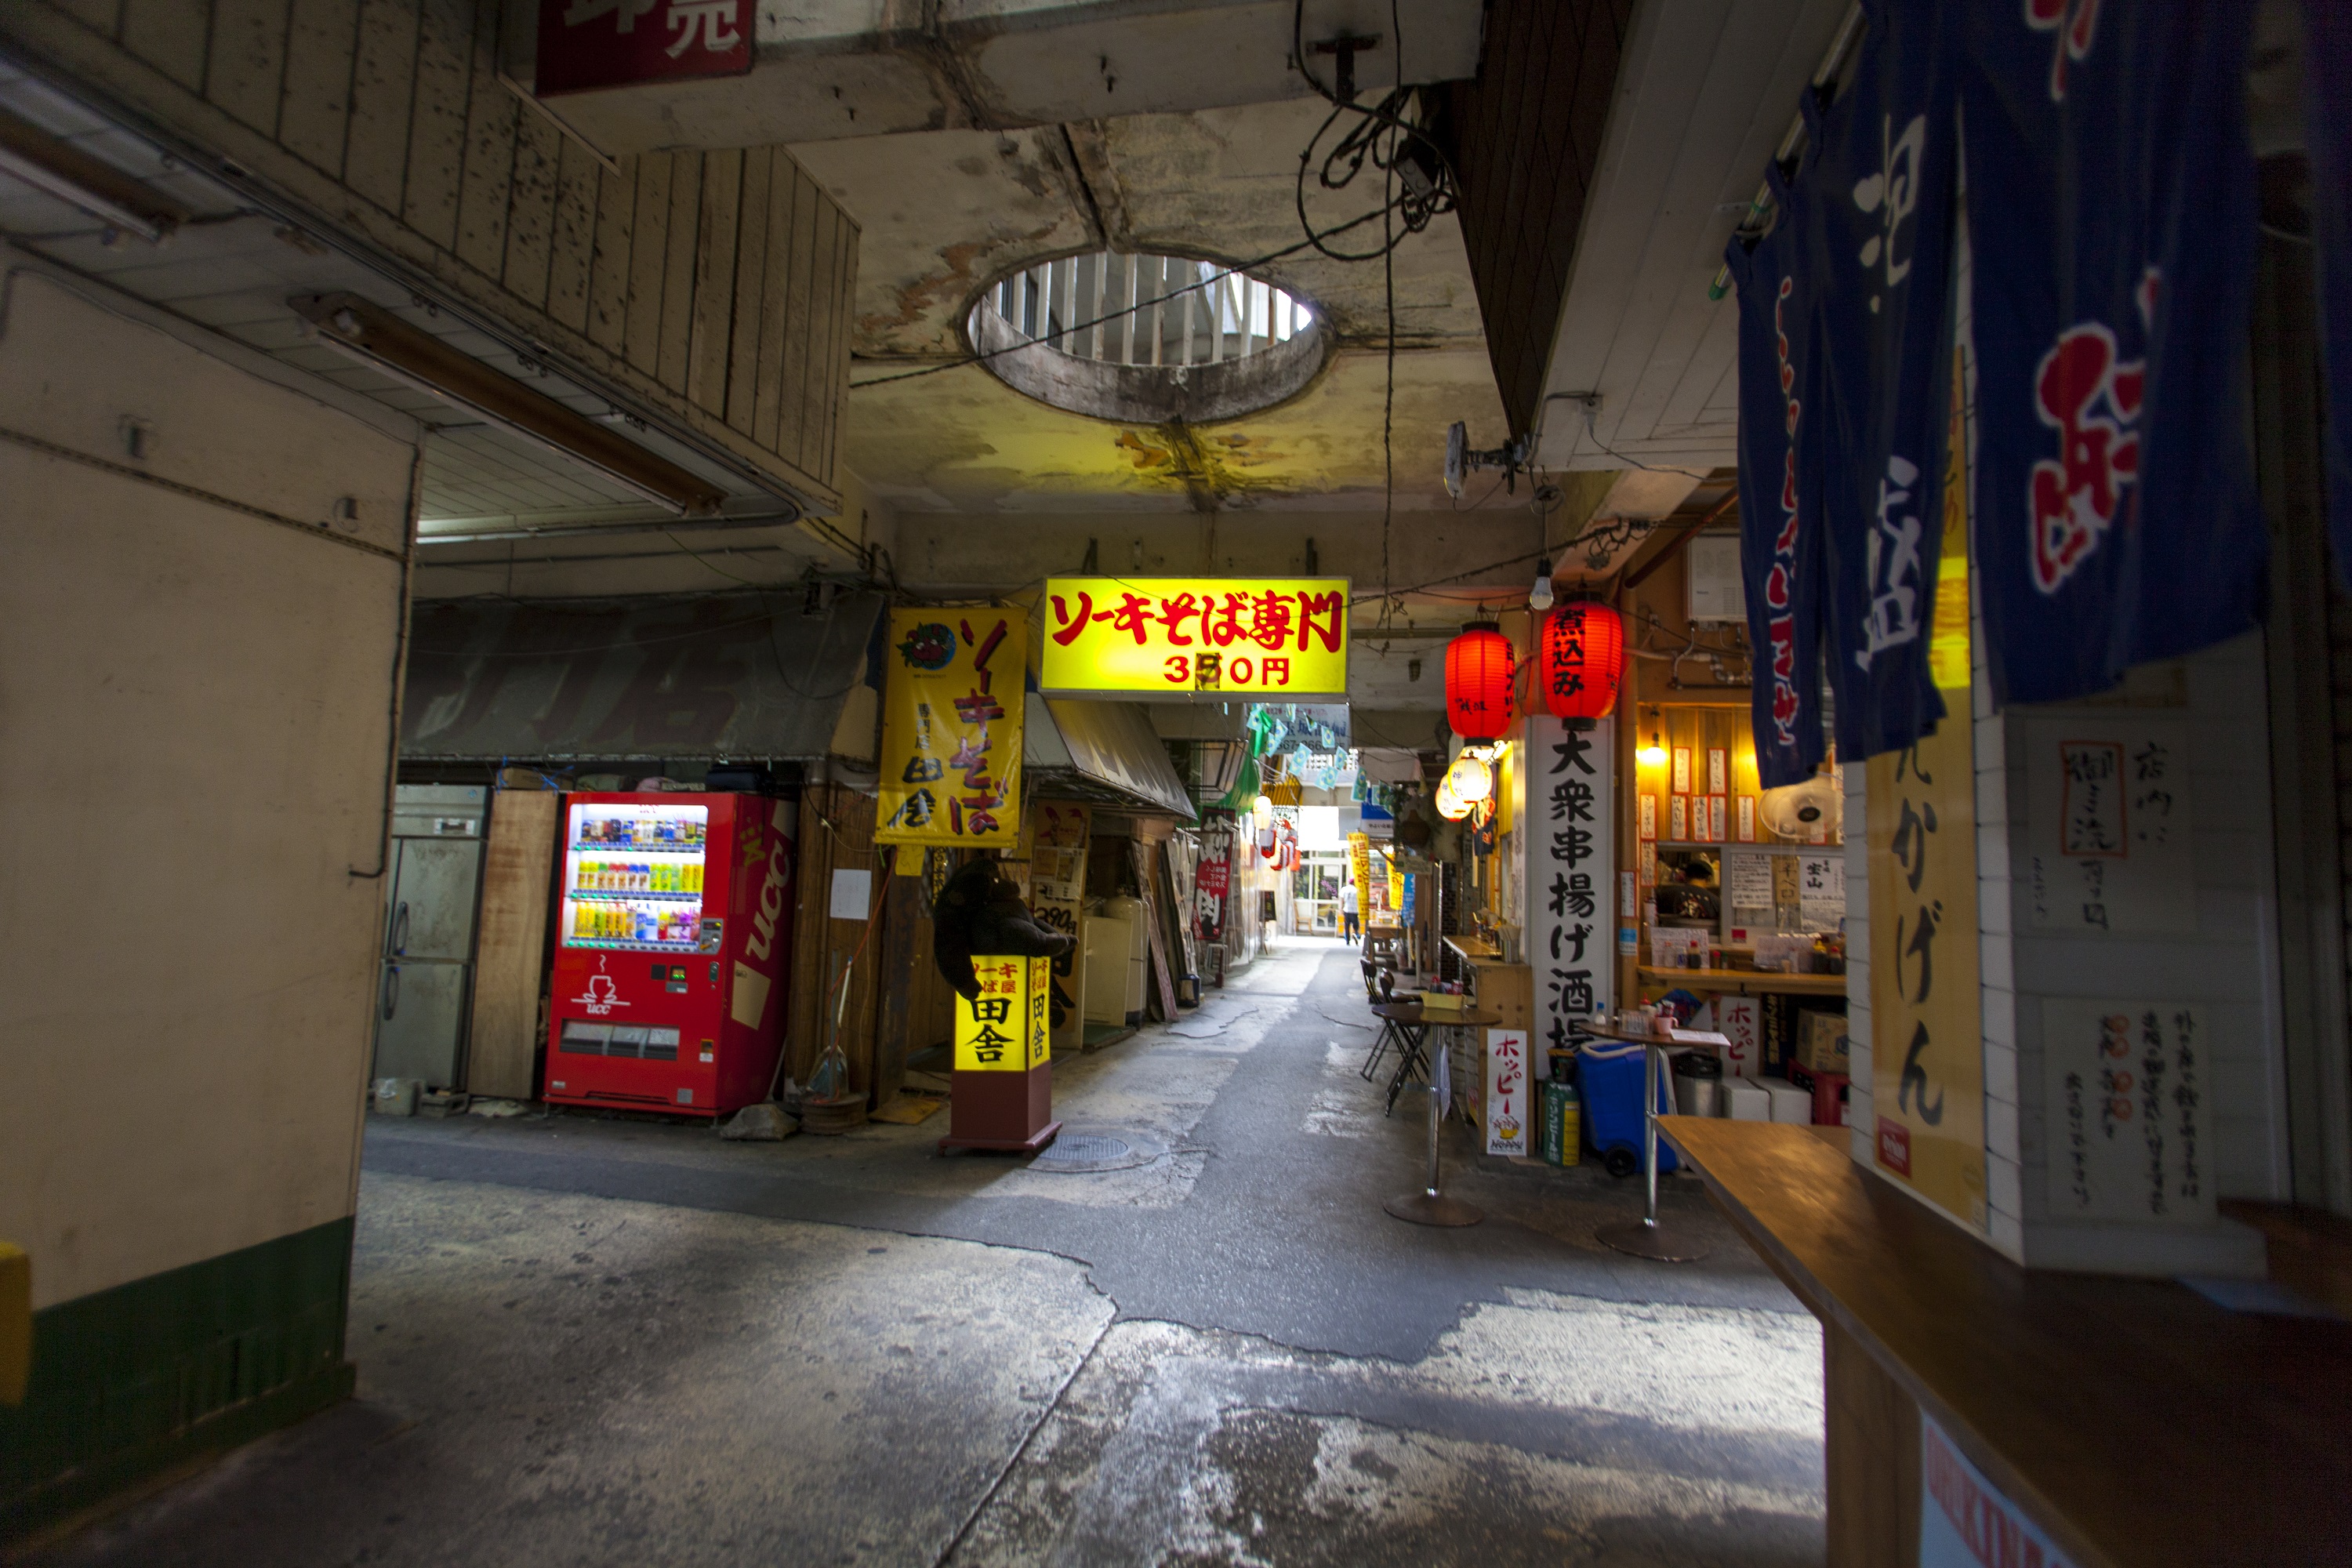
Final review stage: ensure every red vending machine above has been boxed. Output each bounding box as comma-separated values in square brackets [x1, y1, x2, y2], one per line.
[544, 792, 796, 1117]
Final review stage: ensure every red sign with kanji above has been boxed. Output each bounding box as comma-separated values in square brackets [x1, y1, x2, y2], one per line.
[537, 0, 753, 97]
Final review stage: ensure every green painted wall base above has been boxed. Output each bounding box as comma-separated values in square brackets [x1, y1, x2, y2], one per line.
[1, 1217, 355, 1541]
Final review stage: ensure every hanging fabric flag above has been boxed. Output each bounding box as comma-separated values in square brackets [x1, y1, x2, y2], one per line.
[1958, 0, 2268, 704]
[1799, 0, 1953, 759]
[2306, 0, 2352, 590]
[1730, 156, 1831, 791]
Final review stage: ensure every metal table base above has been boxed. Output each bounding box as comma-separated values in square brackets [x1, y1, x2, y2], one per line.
[1594, 1040, 1711, 1261]
[1385, 1078, 1482, 1228]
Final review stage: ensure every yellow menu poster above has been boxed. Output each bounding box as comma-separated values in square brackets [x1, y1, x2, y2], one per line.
[877, 608, 1025, 848]
[1867, 358, 1985, 1231]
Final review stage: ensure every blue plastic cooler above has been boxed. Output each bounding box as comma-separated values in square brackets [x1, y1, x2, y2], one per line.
[1578, 1041, 1677, 1176]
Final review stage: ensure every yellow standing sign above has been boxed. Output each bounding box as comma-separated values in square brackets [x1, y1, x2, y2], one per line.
[1867, 358, 1987, 1231]
[877, 608, 1025, 848]
[954, 956, 1051, 1073]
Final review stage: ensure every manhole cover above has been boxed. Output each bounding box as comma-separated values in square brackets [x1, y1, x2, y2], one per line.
[1028, 1131, 1163, 1173]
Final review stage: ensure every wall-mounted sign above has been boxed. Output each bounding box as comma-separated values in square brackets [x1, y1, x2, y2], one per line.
[954, 956, 1051, 1073]
[877, 608, 1024, 848]
[2041, 998, 2217, 1226]
[1040, 578, 1349, 698]
[536, 0, 754, 97]
[2024, 715, 2194, 933]
[1525, 714, 1615, 1054]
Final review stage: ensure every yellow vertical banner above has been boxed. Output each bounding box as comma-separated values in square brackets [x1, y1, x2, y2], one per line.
[954, 955, 1051, 1072]
[1867, 357, 1986, 1230]
[877, 608, 1025, 848]
[1347, 832, 1371, 907]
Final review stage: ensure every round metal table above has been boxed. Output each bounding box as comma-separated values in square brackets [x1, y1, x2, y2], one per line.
[1371, 1003, 1501, 1228]
[1580, 1021, 1728, 1261]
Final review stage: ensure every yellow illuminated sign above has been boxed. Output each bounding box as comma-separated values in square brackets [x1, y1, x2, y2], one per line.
[877, 608, 1024, 848]
[954, 955, 1051, 1072]
[1040, 577, 1350, 698]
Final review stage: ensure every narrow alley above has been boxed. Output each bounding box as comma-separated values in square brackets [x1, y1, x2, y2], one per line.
[31, 943, 1821, 1568]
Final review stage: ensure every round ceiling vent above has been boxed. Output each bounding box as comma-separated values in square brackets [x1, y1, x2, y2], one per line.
[967, 251, 1325, 423]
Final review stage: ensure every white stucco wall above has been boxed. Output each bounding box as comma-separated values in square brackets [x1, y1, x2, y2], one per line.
[0, 260, 417, 1309]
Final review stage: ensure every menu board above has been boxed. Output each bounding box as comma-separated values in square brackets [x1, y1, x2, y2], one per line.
[2041, 998, 2217, 1225]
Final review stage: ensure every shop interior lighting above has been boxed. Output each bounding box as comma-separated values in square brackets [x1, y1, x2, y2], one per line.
[1639, 729, 1668, 768]
[289, 291, 729, 516]
[1528, 558, 1555, 612]
[0, 107, 189, 243]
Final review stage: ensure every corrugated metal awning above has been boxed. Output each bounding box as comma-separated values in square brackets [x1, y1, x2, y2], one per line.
[401, 590, 884, 761]
[1025, 695, 1196, 820]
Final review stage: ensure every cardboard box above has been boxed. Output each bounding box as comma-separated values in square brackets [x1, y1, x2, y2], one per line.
[1760, 1079, 1813, 1125]
[1723, 1078, 1773, 1122]
[1795, 1008, 1849, 1073]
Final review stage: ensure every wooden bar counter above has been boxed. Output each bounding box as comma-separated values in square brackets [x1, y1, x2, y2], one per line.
[1658, 1117, 2352, 1566]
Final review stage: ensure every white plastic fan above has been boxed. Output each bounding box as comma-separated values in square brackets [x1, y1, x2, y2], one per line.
[1758, 773, 1843, 838]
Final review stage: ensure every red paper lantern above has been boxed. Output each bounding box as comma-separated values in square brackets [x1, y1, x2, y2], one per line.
[1538, 601, 1625, 726]
[1445, 621, 1516, 742]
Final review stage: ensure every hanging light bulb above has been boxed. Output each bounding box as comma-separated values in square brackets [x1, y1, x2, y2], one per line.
[1528, 557, 1554, 612]
[1433, 777, 1472, 821]
[1445, 751, 1494, 804]
[1639, 729, 1668, 768]
[1252, 793, 1274, 826]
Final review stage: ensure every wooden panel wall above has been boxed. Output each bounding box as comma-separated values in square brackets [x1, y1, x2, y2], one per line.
[9, 0, 856, 509]
[789, 783, 880, 1102]
[1434, 0, 1629, 439]
[466, 786, 556, 1100]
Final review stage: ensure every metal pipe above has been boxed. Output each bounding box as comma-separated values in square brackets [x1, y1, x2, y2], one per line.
[1123, 253, 1138, 365]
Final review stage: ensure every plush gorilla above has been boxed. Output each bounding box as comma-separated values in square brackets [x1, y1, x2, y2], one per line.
[931, 856, 1077, 1002]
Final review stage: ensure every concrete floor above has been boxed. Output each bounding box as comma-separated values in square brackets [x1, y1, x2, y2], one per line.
[30, 941, 1825, 1566]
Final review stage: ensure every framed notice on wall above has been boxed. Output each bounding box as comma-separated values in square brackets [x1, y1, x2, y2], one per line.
[1736, 796, 1756, 841]
[1706, 748, 1728, 795]
[2023, 717, 2194, 934]
[1669, 795, 1688, 840]
[2040, 999, 2218, 1226]
[1638, 794, 1657, 840]
[1671, 747, 1692, 795]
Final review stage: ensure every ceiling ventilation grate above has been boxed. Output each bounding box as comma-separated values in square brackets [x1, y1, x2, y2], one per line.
[965, 252, 1325, 423]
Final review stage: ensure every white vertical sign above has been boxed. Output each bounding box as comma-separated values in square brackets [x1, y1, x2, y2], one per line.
[1525, 715, 1616, 1057]
[1485, 1027, 1530, 1156]
[1716, 996, 1762, 1080]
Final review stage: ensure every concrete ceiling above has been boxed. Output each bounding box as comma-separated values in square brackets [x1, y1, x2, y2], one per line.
[795, 96, 1512, 521]
[1531, 0, 1849, 473]
[533, 0, 1486, 150]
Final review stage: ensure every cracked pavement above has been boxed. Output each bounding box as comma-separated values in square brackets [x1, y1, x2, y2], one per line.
[27, 942, 1824, 1567]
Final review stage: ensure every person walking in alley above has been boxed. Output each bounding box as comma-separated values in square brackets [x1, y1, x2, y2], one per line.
[1339, 877, 1360, 945]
